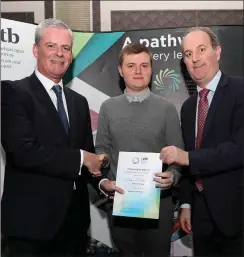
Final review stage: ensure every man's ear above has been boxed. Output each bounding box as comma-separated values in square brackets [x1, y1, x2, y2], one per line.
[118, 65, 123, 77]
[215, 46, 221, 62]
[33, 44, 39, 59]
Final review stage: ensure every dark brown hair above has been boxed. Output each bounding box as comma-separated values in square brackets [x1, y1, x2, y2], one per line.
[118, 43, 152, 66]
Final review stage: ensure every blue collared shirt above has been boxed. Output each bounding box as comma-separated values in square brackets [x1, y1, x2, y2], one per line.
[124, 88, 151, 103]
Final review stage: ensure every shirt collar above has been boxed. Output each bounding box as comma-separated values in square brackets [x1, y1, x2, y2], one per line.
[124, 88, 151, 103]
[197, 70, 222, 94]
[35, 69, 64, 92]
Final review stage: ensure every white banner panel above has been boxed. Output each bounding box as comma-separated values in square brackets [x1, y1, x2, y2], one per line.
[1, 18, 36, 80]
[1, 19, 36, 195]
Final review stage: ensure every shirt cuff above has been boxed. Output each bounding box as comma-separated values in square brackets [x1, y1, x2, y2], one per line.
[180, 204, 191, 209]
[98, 178, 109, 196]
[79, 150, 84, 175]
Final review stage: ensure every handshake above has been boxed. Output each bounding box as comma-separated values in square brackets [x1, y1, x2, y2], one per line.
[83, 151, 124, 196]
[83, 151, 108, 177]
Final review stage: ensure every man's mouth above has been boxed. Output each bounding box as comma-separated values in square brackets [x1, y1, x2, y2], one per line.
[193, 64, 204, 69]
[51, 60, 64, 64]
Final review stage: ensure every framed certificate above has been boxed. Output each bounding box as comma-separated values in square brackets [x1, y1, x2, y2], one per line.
[112, 151, 162, 219]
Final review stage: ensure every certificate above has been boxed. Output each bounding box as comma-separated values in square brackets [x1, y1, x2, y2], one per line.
[112, 151, 162, 219]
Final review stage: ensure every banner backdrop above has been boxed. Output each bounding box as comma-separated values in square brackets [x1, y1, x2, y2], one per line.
[1, 18, 243, 256]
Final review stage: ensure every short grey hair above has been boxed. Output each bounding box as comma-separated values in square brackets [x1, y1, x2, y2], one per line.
[35, 18, 73, 45]
[181, 26, 221, 52]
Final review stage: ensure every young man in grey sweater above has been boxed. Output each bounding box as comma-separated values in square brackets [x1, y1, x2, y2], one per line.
[95, 43, 184, 257]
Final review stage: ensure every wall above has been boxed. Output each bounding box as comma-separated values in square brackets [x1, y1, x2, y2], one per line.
[1, 1, 243, 31]
[99, 1, 243, 31]
[1, 1, 48, 24]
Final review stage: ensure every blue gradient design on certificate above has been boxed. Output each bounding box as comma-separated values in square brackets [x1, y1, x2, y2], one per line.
[113, 187, 160, 219]
[113, 152, 162, 219]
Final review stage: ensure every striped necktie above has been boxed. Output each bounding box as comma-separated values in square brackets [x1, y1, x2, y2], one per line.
[195, 88, 210, 191]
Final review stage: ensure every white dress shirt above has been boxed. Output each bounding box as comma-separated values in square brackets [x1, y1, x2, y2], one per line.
[181, 70, 222, 209]
[35, 70, 84, 177]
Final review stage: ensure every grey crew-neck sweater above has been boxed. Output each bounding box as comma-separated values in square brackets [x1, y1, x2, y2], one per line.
[95, 92, 184, 184]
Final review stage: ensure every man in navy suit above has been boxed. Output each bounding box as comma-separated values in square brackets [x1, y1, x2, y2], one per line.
[1, 18, 106, 257]
[161, 27, 243, 256]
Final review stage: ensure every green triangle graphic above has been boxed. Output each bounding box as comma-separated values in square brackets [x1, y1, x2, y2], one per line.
[72, 32, 93, 58]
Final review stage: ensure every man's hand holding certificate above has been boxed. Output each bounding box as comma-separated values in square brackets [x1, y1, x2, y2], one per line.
[112, 152, 162, 219]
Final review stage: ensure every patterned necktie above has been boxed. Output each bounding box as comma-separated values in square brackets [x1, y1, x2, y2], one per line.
[195, 88, 210, 191]
[52, 85, 69, 134]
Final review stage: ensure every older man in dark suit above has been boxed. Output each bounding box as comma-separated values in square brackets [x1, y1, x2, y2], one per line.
[161, 27, 244, 256]
[1, 18, 106, 257]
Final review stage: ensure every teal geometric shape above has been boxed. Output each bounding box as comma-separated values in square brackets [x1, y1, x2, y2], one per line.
[64, 32, 124, 85]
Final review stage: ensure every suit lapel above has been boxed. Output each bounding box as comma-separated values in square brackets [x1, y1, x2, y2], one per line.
[29, 73, 69, 142]
[64, 87, 76, 146]
[201, 73, 228, 142]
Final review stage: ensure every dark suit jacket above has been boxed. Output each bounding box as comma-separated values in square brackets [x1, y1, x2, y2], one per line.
[242, 124, 244, 173]
[180, 73, 244, 236]
[1, 73, 99, 240]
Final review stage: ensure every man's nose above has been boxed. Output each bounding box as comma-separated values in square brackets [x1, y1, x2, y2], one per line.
[192, 52, 199, 63]
[55, 46, 63, 56]
[135, 66, 142, 74]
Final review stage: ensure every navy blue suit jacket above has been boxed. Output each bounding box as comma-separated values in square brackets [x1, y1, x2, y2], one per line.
[1, 73, 99, 240]
[180, 73, 244, 236]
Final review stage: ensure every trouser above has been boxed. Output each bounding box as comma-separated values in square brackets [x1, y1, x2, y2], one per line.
[192, 191, 243, 257]
[193, 231, 243, 257]
[3, 190, 88, 257]
[105, 193, 174, 257]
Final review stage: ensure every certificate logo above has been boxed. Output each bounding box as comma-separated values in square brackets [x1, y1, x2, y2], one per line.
[141, 156, 148, 164]
[132, 157, 139, 164]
